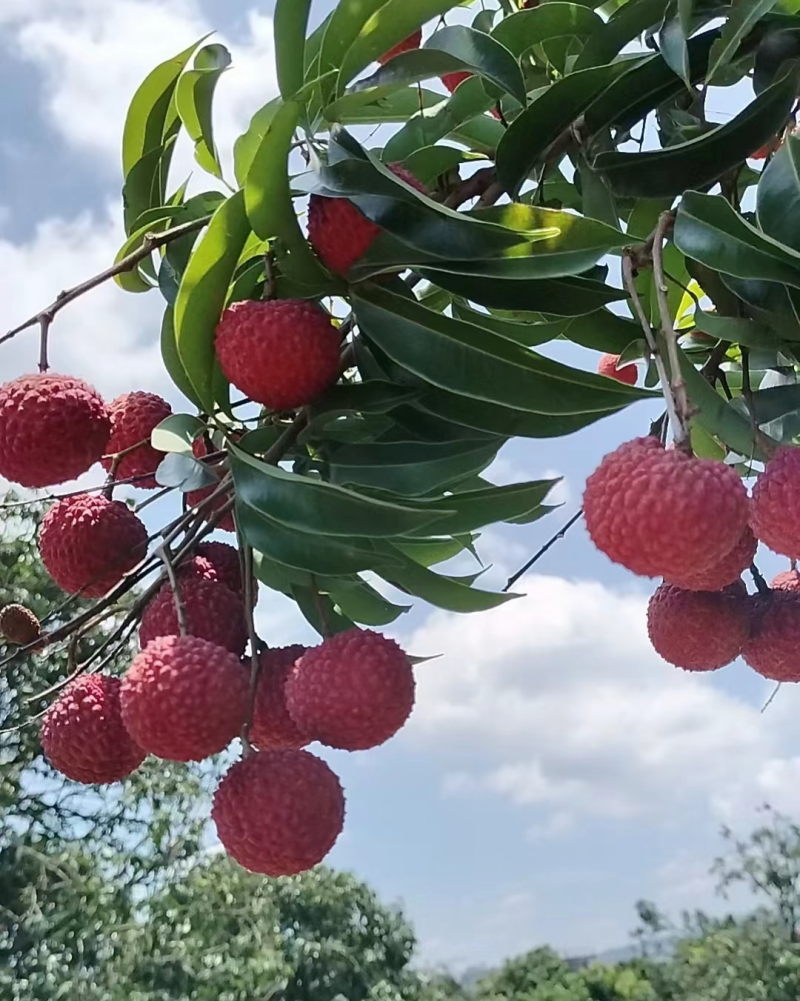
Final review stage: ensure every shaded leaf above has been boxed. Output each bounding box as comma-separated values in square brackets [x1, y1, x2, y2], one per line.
[378, 549, 517, 612]
[151, 414, 205, 454]
[757, 132, 800, 252]
[275, 0, 314, 99]
[707, 0, 782, 83]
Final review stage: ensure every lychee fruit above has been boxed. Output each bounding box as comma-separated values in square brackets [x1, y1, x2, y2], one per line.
[597, 353, 637, 386]
[139, 576, 246, 656]
[121, 635, 247, 761]
[772, 569, 800, 592]
[182, 541, 248, 597]
[647, 582, 749, 671]
[215, 299, 342, 411]
[186, 437, 235, 533]
[100, 391, 172, 488]
[286, 629, 415, 751]
[0, 604, 41, 646]
[664, 526, 757, 592]
[39, 494, 148, 597]
[751, 447, 800, 558]
[442, 70, 472, 93]
[742, 590, 800, 682]
[41, 674, 147, 784]
[378, 29, 422, 64]
[0, 373, 110, 488]
[248, 645, 309, 750]
[308, 162, 426, 276]
[583, 437, 749, 580]
[211, 749, 345, 875]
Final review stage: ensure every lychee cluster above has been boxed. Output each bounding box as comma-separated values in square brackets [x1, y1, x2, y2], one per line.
[584, 436, 800, 680]
[39, 625, 415, 877]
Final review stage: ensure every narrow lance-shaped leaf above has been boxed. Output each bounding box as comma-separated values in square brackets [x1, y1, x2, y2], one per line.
[378, 548, 517, 613]
[173, 191, 251, 411]
[491, 4, 603, 58]
[706, 0, 782, 84]
[757, 133, 800, 253]
[274, 0, 314, 99]
[175, 44, 231, 180]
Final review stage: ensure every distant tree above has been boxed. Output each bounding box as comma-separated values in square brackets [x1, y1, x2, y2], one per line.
[474, 947, 572, 1000]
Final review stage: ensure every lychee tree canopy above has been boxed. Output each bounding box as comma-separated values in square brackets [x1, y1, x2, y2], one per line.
[116, 0, 800, 634]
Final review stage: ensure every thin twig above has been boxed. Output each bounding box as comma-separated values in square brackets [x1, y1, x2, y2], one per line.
[503, 509, 584, 592]
[38, 316, 51, 372]
[158, 544, 186, 636]
[236, 532, 260, 756]
[1, 215, 211, 346]
[761, 682, 782, 714]
[0, 473, 164, 510]
[442, 167, 497, 208]
[622, 254, 681, 443]
[134, 484, 176, 513]
[750, 562, 770, 595]
[652, 211, 692, 451]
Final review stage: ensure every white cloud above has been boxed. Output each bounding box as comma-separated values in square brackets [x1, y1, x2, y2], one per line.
[404, 574, 800, 829]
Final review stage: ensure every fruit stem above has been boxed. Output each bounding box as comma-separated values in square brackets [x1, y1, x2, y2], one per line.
[750, 562, 770, 596]
[157, 543, 187, 636]
[235, 534, 261, 756]
[38, 315, 51, 372]
[503, 508, 584, 592]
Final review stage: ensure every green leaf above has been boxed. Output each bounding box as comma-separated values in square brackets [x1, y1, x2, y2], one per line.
[318, 0, 388, 106]
[275, 0, 313, 99]
[324, 438, 502, 496]
[491, 4, 603, 58]
[378, 550, 517, 612]
[336, 0, 466, 94]
[155, 453, 217, 491]
[405, 479, 558, 535]
[451, 302, 568, 346]
[757, 132, 800, 252]
[566, 309, 644, 353]
[175, 44, 231, 180]
[160, 306, 202, 407]
[674, 190, 800, 288]
[233, 97, 281, 187]
[352, 284, 650, 414]
[496, 62, 633, 196]
[419, 269, 626, 313]
[311, 381, 421, 419]
[659, 4, 691, 86]
[577, 155, 619, 227]
[422, 25, 526, 105]
[329, 580, 410, 626]
[113, 217, 170, 293]
[122, 37, 203, 177]
[236, 504, 392, 576]
[576, 0, 669, 68]
[122, 138, 177, 236]
[394, 537, 469, 566]
[694, 310, 786, 348]
[244, 100, 330, 285]
[229, 444, 451, 538]
[594, 65, 800, 197]
[293, 586, 356, 636]
[173, 191, 251, 411]
[707, 0, 782, 84]
[151, 414, 205, 454]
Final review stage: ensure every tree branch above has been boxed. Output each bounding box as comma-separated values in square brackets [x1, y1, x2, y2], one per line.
[503, 509, 584, 592]
[1, 215, 211, 345]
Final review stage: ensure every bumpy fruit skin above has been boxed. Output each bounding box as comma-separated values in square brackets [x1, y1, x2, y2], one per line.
[216, 299, 341, 411]
[41, 675, 146, 784]
[121, 635, 247, 761]
[183, 541, 244, 595]
[39, 495, 147, 597]
[212, 750, 345, 875]
[0, 374, 110, 488]
[442, 70, 472, 93]
[751, 447, 800, 558]
[772, 570, 800, 592]
[597, 353, 637, 386]
[664, 526, 757, 592]
[583, 437, 749, 580]
[378, 29, 422, 64]
[249, 645, 309, 750]
[0, 604, 41, 646]
[742, 590, 800, 682]
[100, 391, 172, 489]
[139, 577, 246, 656]
[308, 163, 425, 276]
[286, 629, 415, 751]
[647, 582, 748, 671]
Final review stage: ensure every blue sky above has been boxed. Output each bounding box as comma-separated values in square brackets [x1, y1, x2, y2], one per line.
[2, 0, 799, 972]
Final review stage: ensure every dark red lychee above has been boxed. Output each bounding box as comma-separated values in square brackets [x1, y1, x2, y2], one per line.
[647, 582, 749, 671]
[100, 391, 172, 489]
[248, 645, 309, 750]
[138, 576, 246, 656]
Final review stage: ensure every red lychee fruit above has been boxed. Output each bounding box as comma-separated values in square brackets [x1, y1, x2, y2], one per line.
[647, 582, 749, 671]
[378, 29, 422, 64]
[248, 645, 309, 750]
[182, 541, 246, 596]
[583, 437, 749, 580]
[212, 749, 345, 875]
[0, 604, 41, 646]
[772, 569, 800, 591]
[751, 447, 800, 558]
[751, 136, 782, 160]
[664, 526, 757, 592]
[100, 391, 172, 489]
[442, 70, 472, 93]
[742, 590, 800, 681]
[139, 576, 246, 656]
[597, 353, 637, 386]
[0, 373, 110, 488]
[186, 436, 235, 533]
[286, 629, 414, 751]
[39, 494, 147, 597]
[41, 674, 147, 784]
[215, 299, 342, 411]
[121, 635, 247, 761]
[308, 162, 426, 276]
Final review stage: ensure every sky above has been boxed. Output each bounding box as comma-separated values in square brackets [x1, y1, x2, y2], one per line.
[2, 0, 799, 973]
